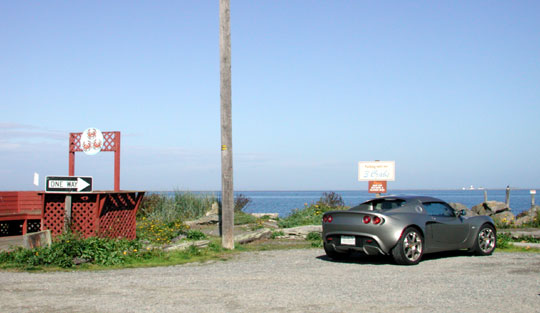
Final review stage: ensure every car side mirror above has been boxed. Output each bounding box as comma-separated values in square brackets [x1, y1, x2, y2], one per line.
[457, 209, 466, 217]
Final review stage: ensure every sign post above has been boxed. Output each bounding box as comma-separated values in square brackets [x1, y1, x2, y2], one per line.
[359, 161, 395, 197]
[46, 175, 93, 232]
[64, 195, 72, 232]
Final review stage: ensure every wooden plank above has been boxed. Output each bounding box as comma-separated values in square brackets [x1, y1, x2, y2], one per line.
[0, 230, 52, 251]
[18, 192, 42, 212]
[0, 212, 41, 220]
[0, 192, 19, 213]
[0, 192, 42, 213]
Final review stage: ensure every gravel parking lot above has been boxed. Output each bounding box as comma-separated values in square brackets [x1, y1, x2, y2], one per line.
[1, 249, 539, 313]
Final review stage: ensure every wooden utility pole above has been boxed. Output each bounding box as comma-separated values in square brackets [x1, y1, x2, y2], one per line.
[220, 0, 234, 249]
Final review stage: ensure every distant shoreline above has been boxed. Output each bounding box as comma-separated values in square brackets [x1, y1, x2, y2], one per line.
[146, 188, 538, 193]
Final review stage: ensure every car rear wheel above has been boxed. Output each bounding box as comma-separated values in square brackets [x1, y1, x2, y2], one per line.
[391, 227, 424, 265]
[472, 224, 496, 256]
[324, 244, 349, 261]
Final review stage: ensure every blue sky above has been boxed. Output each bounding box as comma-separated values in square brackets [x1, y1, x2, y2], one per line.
[1, 1, 539, 191]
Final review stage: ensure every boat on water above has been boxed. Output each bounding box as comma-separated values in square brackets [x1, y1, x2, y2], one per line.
[461, 185, 484, 190]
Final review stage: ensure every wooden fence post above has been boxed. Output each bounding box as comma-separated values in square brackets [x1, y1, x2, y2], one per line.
[64, 195, 72, 232]
[505, 185, 510, 207]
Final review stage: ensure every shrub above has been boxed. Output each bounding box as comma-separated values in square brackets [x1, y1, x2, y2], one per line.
[317, 192, 345, 208]
[278, 192, 348, 228]
[0, 233, 146, 269]
[186, 230, 207, 241]
[138, 193, 166, 218]
[271, 230, 285, 239]
[306, 232, 323, 248]
[306, 232, 321, 241]
[524, 210, 540, 228]
[234, 193, 252, 212]
[136, 218, 186, 244]
[494, 216, 515, 229]
[139, 191, 218, 223]
[217, 193, 252, 213]
[497, 232, 511, 249]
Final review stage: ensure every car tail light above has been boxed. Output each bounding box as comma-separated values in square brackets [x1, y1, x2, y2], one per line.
[363, 215, 383, 225]
[323, 215, 333, 223]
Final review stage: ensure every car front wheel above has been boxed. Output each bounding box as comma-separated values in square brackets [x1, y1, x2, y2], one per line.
[472, 224, 496, 256]
[391, 227, 424, 265]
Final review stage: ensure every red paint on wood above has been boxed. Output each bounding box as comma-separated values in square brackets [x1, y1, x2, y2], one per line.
[0, 192, 44, 236]
[69, 131, 121, 191]
[42, 192, 144, 240]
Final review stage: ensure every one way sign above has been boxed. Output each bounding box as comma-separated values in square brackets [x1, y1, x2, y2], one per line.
[46, 176, 93, 193]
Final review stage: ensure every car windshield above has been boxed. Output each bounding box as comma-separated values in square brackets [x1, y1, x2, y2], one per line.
[350, 199, 406, 211]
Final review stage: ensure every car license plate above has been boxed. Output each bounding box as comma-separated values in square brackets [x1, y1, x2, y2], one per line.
[341, 236, 355, 246]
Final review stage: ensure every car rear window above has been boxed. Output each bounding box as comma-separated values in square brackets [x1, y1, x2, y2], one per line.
[351, 199, 406, 211]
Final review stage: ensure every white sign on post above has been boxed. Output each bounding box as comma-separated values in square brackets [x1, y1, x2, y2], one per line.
[358, 161, 395, 181]
[46, 176, 93, 193]
[81, 127, 104, 156]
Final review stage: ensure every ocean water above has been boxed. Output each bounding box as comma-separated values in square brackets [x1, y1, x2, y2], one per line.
[239, 190, 536, 217]
[161, 189, 537, 217]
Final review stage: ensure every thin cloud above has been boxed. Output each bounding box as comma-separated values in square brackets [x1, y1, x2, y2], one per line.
[0, 142, 21, 151]
[0, 123, 65, 141]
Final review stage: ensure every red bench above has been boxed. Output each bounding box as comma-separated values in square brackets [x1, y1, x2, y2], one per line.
[0, 191, 43, 237]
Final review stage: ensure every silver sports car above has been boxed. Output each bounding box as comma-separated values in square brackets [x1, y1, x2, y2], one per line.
[322, 195, 496, 265]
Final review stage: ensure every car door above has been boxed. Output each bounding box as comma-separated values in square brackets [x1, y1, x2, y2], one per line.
[423, 202, 470, 249]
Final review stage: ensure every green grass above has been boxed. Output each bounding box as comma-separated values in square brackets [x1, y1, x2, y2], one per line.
[234, 211, 258, 225]
[497, 245, 540, 253]
[139, 191, 218, 222]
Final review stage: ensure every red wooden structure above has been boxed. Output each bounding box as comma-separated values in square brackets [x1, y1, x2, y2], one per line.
[0, 191, 144, 239]
[0, 131, 147, 240]
[42, 191, 144, 239]
[0, 192, 42, 237]
[69, 131, 121, 191]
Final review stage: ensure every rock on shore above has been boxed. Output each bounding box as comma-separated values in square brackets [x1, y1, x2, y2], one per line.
[448, 203, 478, 217]
[470, 201, 515, 225]
[514, 205, 539, 226]
[450, 201, 539, 227]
